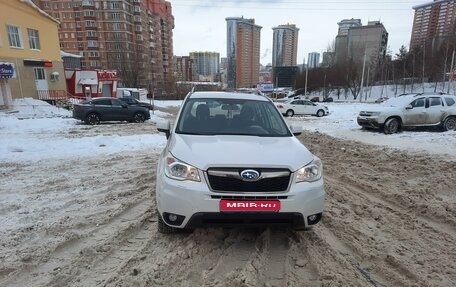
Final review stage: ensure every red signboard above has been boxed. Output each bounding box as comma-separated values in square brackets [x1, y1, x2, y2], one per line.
[97, 70, 117, 81]
[220, 200, 281, 212]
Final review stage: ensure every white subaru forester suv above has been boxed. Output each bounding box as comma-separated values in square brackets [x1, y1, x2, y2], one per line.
[155, 91, 325, 233]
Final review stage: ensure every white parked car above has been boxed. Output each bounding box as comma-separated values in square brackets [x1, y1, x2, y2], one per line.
[357, 93, 456, 134]
[155, 91, 325, 233]
[275, 99, 329, 117]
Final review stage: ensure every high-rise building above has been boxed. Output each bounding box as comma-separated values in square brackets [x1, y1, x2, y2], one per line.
[32, 0, 174, 91]
[410, 0, 456, 50]
[347, 21, 388, 66]
[272, 24, 299, 67]
[307, 52, 320, 68]
[335, 19, 361, 65]
[334, 20, 388, 67]
[189, 51, 220, 81]
[226, 17, 261, 89]
[337, 18, 362, 36]
[174, 56, 193, 82]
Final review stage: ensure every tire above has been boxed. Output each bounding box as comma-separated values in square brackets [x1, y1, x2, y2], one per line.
[383, 117, 400, 134]
[316, 109, 325, 117]
[132, 112, 146, 123]
[157, 213, 178, 234]
[286, 109, 294, 117]
[85, 113, 100, 125]
[443, 117, 456, 131]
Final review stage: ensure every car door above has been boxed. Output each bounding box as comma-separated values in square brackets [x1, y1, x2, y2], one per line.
[302, 100, 317, 115]
[289, 100, 305, 115]
[403, 97, 427, 125]
[111, 98, 130, 120]
[91, 98, 113, 120]
[426, 97, 445, 125]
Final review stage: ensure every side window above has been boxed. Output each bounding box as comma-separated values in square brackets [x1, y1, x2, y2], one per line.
[445, 97, 455, 106]
[290, 101, 299, 105]
[112, 99, 123, 106]
[93, 99, 111, 105]
[429, 97, 442, 107]
[410, 98, 425, 108]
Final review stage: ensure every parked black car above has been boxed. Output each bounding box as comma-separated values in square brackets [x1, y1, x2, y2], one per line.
[118, 96, 154, 110]
[310, 97, 320, 102]
[322, 97, 334, 102]
[73, 97, 151, 125]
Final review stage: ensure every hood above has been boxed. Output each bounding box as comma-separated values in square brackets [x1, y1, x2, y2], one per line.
[168, 134, 314, 171]
[361, 106, 401, 113]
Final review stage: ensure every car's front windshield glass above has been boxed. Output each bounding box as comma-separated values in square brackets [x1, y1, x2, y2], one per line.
[175, 98, 292, 137]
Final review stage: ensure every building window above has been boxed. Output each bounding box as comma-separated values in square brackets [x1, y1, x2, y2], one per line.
[7, 25, 22, 48]
[111, 2, 120, 9]
[112, 12, 121, 20]
[27, 28, 40, 50]
[113, 22, 121, 30]
[87, 41, 98, 47]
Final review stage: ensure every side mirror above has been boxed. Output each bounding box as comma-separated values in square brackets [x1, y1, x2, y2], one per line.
[157, 119, 171, 139]
[405, 105, 413, 110]
[289, 124, 303, 136]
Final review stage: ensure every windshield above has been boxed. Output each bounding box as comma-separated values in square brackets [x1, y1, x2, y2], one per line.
[175, 98, 292, 137]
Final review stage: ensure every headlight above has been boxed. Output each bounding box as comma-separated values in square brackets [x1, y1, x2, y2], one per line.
[164, 153, 200, 182]
[296, 157, 323, 183]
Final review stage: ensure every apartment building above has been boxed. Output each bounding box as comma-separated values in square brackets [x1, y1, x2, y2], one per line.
[0, 0, 66, 106]
[174, 56, 193, 82]
[226, 17, 261, 89]
[334, 20, 388, 67]
[307, 52, 320, 68]
[272, 24, 299, 67]
[32, 0, 174, 92]
[410, 0, 456, 50]
[189, 51, 220, 81]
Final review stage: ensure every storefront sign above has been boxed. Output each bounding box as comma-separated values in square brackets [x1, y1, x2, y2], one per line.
[0, 62, 15, 78]
[97, 70, 117, 81]
[23, 59, 53, 67]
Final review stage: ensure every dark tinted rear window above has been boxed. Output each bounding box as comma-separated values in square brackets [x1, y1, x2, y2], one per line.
[445, 97, 455, 106]
[92, 99, 111, 105]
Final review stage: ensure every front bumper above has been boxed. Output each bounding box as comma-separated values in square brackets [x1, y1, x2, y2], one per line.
[155, 168, 325, 229]
[357, 116, 382, 129]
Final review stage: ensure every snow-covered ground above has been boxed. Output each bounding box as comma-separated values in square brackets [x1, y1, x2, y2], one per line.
[1, 96, 455, 162]
[287, 102, 456, 160]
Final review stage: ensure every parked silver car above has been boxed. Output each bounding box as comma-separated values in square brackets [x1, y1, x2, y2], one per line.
[357, 93, 456, 134]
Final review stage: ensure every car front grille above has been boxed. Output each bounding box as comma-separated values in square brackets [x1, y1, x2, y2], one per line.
[206, 168, 291, 193]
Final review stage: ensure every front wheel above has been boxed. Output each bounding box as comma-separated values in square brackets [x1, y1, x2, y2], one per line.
[85, 113, 100, 125]
[132, 112, 146, 123]
[316, 109, 325, 117]
[286, 109, 294, 117]
[443, 117, 456, 131]
[383, 118, 400, 134]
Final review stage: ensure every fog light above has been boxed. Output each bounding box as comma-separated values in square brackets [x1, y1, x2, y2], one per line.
[308, 215, 317, 222]
[168, 214, 178, 222]
[307, 213, 322, 225]
[163, 212, 185, 226]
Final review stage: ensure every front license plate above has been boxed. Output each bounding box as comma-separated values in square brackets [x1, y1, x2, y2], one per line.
[220, 200, 281, 212]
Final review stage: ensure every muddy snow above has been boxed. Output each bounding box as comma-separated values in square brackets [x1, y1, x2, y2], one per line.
[1, 117, 455, 287]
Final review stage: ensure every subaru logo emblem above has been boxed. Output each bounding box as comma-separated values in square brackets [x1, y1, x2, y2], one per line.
[240, 169, 260, 181]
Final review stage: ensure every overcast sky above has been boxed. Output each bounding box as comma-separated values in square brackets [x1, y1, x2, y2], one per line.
[170, 0, 426, 65]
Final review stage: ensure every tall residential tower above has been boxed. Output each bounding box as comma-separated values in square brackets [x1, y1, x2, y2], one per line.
[33, 0, 174, 91]
[410, 0, 456, 50]
[226, 17, 261, 89]
[272, 24, 299, 67]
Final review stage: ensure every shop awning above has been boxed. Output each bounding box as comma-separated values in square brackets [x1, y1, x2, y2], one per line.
[78, 78, 98, 85]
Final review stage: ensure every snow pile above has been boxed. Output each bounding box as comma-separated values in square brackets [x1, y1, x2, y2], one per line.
[3, 98, 71, 119]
